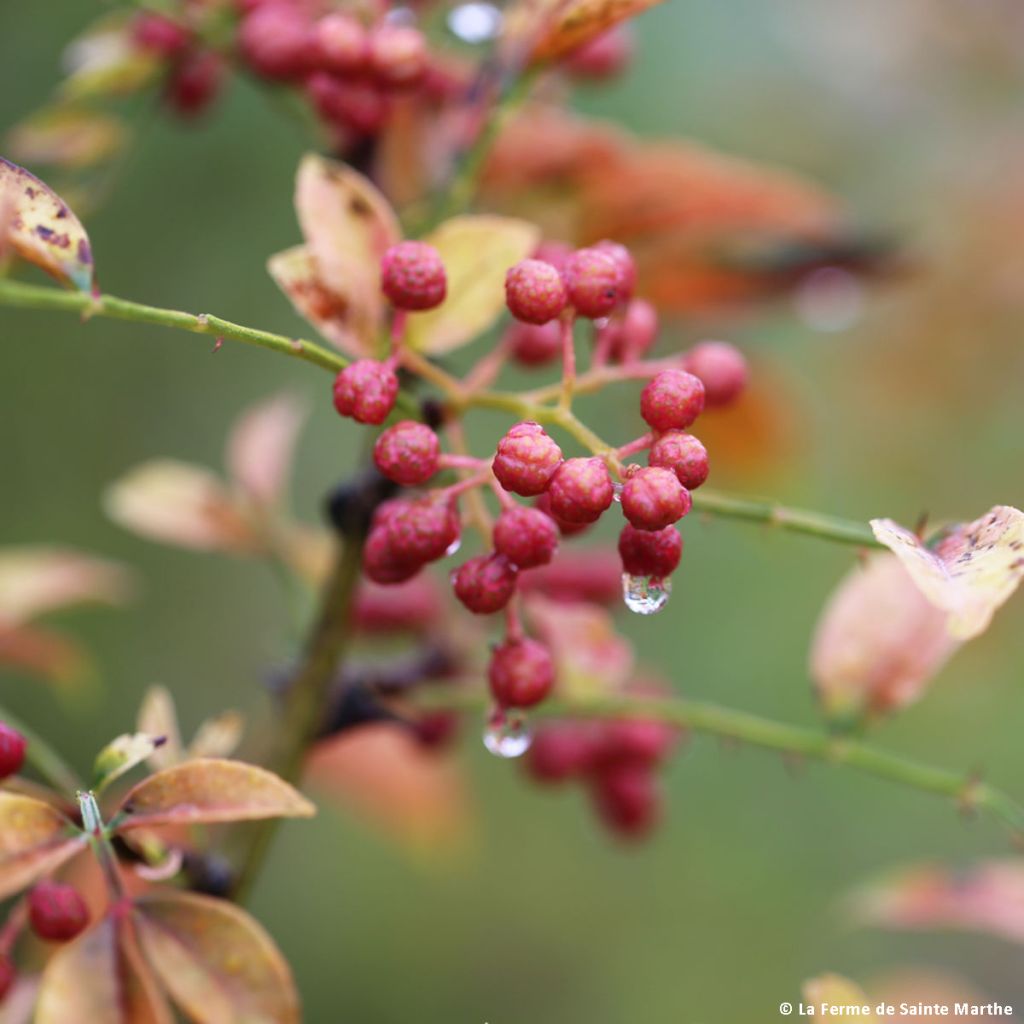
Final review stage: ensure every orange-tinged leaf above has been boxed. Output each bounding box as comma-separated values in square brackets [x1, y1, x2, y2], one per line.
[404, 215, 540, 354]
[307, 724, 471, 853]
[291, 153, 400, 355]
[134, 891, 300, 1024]
[116, 758, 315, 830]
[802, 974, 878, 1021]
[810, 554, 960, 724]
[871, 505, 1024, 639]
[0, 158, 94, 291]
[104, 460, 261, 554]
[7, 107, 125, 170]
[0, 792, 84, 900]
[0, 621, 92, 687]
[225, 391, 307, 508]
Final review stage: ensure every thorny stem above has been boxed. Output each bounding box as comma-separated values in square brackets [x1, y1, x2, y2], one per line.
[412, 691, 1024, 836]
[0, 703, 82, 794]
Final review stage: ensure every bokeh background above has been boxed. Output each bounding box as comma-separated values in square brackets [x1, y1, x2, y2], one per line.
[3, 1, 1024, 1019]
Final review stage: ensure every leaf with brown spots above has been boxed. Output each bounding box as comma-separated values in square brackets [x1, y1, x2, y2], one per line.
[115, 758, 315, 830]
[0, 792, 84, 901]
[0, 158, 94, 291]
[404, 215, 540, 354]
[134, 892, 300, 1024]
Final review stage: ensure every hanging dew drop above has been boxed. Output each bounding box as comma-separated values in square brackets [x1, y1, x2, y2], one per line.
[482, 707, 532, 758]
[445, 536, 462, 557]
[612, 482, 624, 503]
[622, 573, 671, 615]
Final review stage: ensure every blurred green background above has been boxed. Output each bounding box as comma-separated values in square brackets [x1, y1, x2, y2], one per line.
[2, 1, 1024, 1019]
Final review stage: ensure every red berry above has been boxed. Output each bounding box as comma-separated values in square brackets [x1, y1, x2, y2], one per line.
[648, 430, 708, 489]
[132, 13, 191, 56]
[412, 712, 459, 749]
[604, 298, 658, 363]
[238, 4, 312, 79]
[493, 506, 559, 568]
[308, 73, 389, 136]
[564, 247, 621, 318]
[381, 241, 446, 311]
[0, 722, 26, 779]
[492, 422, 562, 497]
[533, 240, 574, 275]
[594, 240, 636, 301]
[593, 718, 676, 767]
[352, 577, 439, 632]
[166, 51, 223, 117]
[314, 12, 368, 74]
[363, 526, 421, 585]
[505, 259, 567, 325]
[564, 24, 633, 79]
[547, 457, 614, 525]
[385, 497, 460, 565]
[640, 369, 705, 432]
[333, 359, 398, 425]
[620, 466, 690, 531]
[452, 554, 518, 614]
[591, 762, 659, 839]
[683, 341, 749, 408]
[367, 25, 427, 87]
[0, 953, 14, 1001]
[519, 550, 622, 604]
[506, 321, 562, 367]
[28, 883, 89, 943]
[618, 524, 682, 578]
[534, 491, 591, 537]
[373, 420, 440, 485]
[526, 723, 595, 783]
[488, 638, 555, 708]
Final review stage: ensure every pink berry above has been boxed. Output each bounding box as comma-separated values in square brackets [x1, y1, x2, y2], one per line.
[452, 554, 518, 614]
[28, 883, 89, 943]
[314, 12, 367, 74]
[620, 466, 690, 531]
[166, 51, 223, 117]
[547, 457, 614, 525]
[534, 491, 591, 537]
[591, 762, 659, 839]
[0, 954, 14, 1001]
[488, 638, 555, 709]
[493, 506, 559, 568]
[363, 526, 421, 585]
[640, 369, 705, 432]
[132, 13, 191, 56]
[605, 298, 658, 363]
[333, 359, 398, 425]
[308, 73, 389, 135]
[648, 430, 708, 489]
[367, 25, 427, 87]
[505, 321, 562, 367]
[533, 240, 574, 275]
[412, 712, 459, 749]
[526, 723, 595, 783]
[594, 240, 636, 301]
[353, 577, 439, 632]
[593, 718, 676, 767]
[519, 550, 622, 604]
[617, 524, 682, 578]
[564, 247, 621, 318]
[492, 422, 562, 497]
[385, 497, 460, 565]
[683, 341, 749, 408]
[381, 241, 446, 311]
[238, 3, 313, 80]
[0, 722, 26, 779]
[373, 420, 440, 485]
[505, 259, 567, 325]
[564, 24, 633, 80]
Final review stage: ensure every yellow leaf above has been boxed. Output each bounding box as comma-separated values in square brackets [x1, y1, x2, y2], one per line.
[7, 107, 125, 170]
[0, 158, 94, 291]
[871, 505, 1024, 639]
[116, 758, 315, 830]
[802, 974, 878, 1022]
[0, 792, 84, 900]
[136, 686, 183, 771]
[135, 892, 300, 1024]
[93, 733, 167, 792]
[404, 215, 540, 354]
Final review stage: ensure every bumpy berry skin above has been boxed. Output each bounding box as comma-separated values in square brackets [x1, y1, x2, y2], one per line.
[28, 883, 89, 943]
[368, 25, 427, 86]
[506, 321, 562, 367]
[333, 359, 398, 425]
[505, 259, 568, 325]
[683, 341, 749, 408]
[385, 498, 460, 565]
[493, 506, 559, 568]
[0, 722, 26, 780]
[605, 298, 658, 363]
[620, 466, 690, 531]
[648, 430, 708, 490]
[640, 369, 705, 432]
[314, 12, 367, 74]
[591, 762, 659, 839]
[547, 457, 614, 525]
[563, 247, 621, 318]
[373, 420, 440, 485]
[381, 241, 446, 311]
[0, 954, 13, 1001]
[526, 724, 595, 783]
[488, 638, 555, 709]
[618, 524, 682, 578]
[492, 422, 562, 497]
[363, 526, 420, 585]
[238, 4, 312, 80]
[564, 24, 633, 79]
[452, 554, 518, 614]
[595, 240, 636, 301]
[534, 491, 591, 537]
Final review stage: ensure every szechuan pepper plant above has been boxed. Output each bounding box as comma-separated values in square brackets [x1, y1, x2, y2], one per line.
[2, 0, 1023, 1020]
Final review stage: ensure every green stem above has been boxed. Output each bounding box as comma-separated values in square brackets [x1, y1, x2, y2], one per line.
[413, 690, 1024, 835]
[0, 703, 82, 794]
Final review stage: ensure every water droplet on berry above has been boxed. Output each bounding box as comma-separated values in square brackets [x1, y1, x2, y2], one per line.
[447, 2, 503, 43]
[482, 707, 532, 758]
[612, 482, 623, 503]
[622, 573, 671, 615]
[445, 536, 462, 557]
